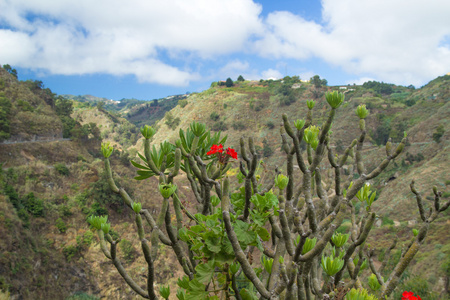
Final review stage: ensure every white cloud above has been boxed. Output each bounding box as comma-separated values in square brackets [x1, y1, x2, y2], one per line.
[254, 0, 450, 86]
[0, 0, 263, 86]
[261, 68, 283, 80]
[1, 0, 449, 88]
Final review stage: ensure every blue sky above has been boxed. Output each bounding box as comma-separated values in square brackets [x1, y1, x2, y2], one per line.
[1, 0, 449, 100]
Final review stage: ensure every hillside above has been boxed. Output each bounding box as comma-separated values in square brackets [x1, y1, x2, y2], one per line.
[64, 94, 189, 128]
[0, 70, 449, 299]
[143, 76, 449, 296]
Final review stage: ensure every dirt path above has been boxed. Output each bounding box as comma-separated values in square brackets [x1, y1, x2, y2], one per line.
[0, 138, 71, 145]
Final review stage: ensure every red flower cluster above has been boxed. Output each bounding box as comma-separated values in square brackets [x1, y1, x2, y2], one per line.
[402, 291, 421, 300]
[207, 144, 238, 164]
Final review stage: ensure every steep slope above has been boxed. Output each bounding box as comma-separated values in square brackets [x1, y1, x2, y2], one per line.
[0, 68, 63, 142]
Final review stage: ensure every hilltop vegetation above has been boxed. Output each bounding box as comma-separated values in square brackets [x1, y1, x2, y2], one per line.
[0, 66, 449, 299]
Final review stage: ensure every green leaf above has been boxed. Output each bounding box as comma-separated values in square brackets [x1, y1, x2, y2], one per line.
[222, 238, 234, 255]
[256, 227, 270, 241]
[130, 159, 151, 170]
[177, 276, 190, 289]
[240, 288, 258, 300]
[190, 242, 203, 251]
[195, 260, 215, 284]
[234, 220, 256, 245]
[205, 237, 221, 253]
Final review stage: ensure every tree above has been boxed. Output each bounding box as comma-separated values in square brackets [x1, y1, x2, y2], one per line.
[90, 93, 449, 300]
[237, 75, 245, 82]
[2, 64, 18, 79]
[55, 96, 74, 117]
[310, 75, 323, 89]
[225, 77, 234, 87]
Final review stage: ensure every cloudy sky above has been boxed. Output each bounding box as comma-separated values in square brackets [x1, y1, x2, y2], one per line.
[1, 0, 449, 100]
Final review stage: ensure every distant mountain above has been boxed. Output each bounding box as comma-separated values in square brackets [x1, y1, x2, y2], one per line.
[63, 93, 189, 128]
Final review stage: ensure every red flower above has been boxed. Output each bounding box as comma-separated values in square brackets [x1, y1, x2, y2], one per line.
[402, 291, 421, 300]
[207, 144, 223, 155]
[226, 147, 238, 160]
[207, 144, 238, 164]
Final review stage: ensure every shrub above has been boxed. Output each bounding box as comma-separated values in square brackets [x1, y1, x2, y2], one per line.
[56, 218, 67, 233]
[210, 112, 220, 121]
[59, 205, 73, 217]
[432, 124, 445, 143]
[232, 120, 246, 130]
[165, 112, 181, 129]
[178, 99, 188, 108]
[62, 245, 78, 262]
[23, 192, 45, 217]
[211, 121, 228, 131]
[266, 121, 275, 129]
[54, 163, 70, 176]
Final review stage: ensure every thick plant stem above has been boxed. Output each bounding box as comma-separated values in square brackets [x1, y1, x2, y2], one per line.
[222, 210, 271, 299]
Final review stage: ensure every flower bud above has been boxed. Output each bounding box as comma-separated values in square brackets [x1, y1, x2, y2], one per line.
[294, 119, 306, 131]
[101, 142, 114, 158]
[326, 91, 345, 109]
[307, 99, 316, 110]
[331, 233, 349, 248]
[303, 125, 320, 144]
[275, 174, 289, 190]
[101, 222, 110, 234]
[159, 285, 170, 299]
[87, 215, 108, 230]
[190, 121, 206, 137]
[356, 104, 369, 119]
[159, 183, 177, 198]
[132, 202, 142, 214]
[140, 125, 156, 139]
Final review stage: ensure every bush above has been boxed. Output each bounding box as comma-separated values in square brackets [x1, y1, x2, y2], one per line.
[178, 99, 188, 108]
[56, 218, 67, 233]
[211, 121, 228, 131]
[432, 124, 445, 143]
[210, 112, 220, 121]
[232, 120, 246, 131]
[23, 192, 45, 217]
[54, 163, 70, 176]
[62, 245, 78, 262]
[249, 99, 265, 111]
[165, 112, 181, 129]
[59, 205, 73, 217]
[266, 121, 275, 129]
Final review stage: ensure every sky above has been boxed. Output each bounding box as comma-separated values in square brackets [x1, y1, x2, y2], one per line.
[0, 0, 449, 100]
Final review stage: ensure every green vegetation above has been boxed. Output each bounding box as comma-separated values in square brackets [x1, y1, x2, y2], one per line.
[92, 90, 449, 300]
[362, 80, 394, 95]
[0, 93, 12, 141]
[0, 67, 448, 299]
[433, 124, 445, 143]
[164, 111, 181, 129]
